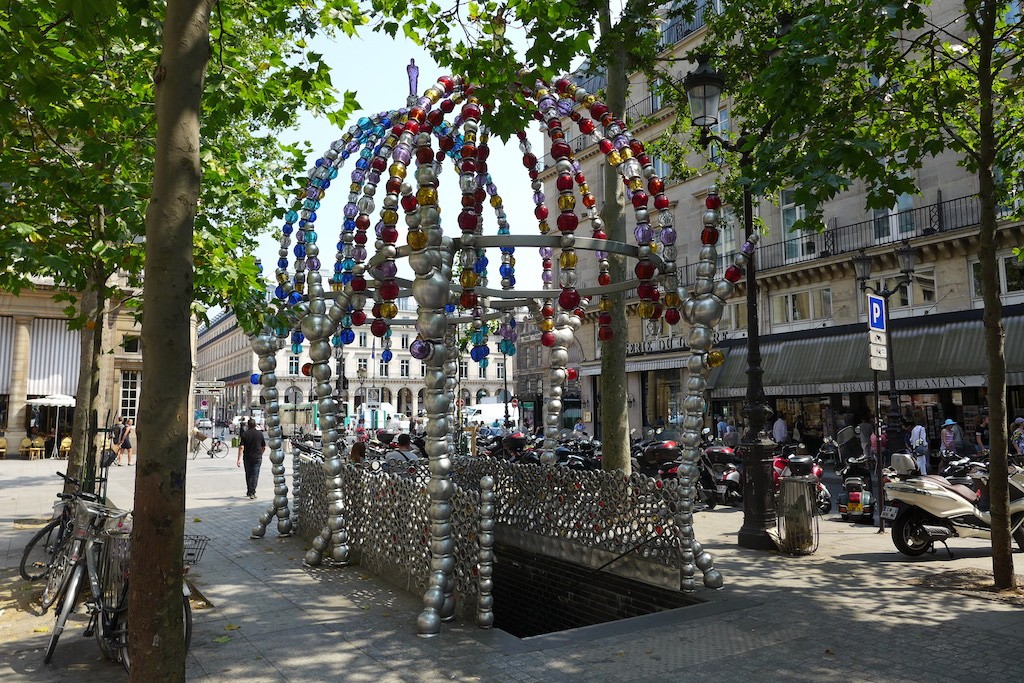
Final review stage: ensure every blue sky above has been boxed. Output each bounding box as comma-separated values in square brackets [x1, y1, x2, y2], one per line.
[257, 28, 547, 292]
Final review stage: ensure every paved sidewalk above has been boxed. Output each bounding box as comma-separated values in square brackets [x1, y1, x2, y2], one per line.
[2, 454, 1022, 682]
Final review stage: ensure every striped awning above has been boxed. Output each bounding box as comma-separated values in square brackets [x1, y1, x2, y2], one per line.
[27, 318, 80, 396]
[0, 316, 12, 393]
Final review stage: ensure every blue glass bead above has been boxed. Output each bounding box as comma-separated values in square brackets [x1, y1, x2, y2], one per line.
[287, 291, 303, 305]
[256, 260, 263, 273]
[341, 273, 354, 285]
[509, 319, 517, 329]
[332, 273, 343, 284]
[358, 116, 372, 131]
[341, 315, 352, 327]
[328, 167, 338, 179]
[293, 244, 306, 258]
[384, 328, 392, 338]
[344, 218, 356, 230]
[506, 346, 516, 357]
[307, 211, 317, 223]
[305, 230, 317, 243]
[332, 335, 343, 347]
[342, 329, 356, 344]
[508, 276, 516, 287]
[445, 304, 457, 313]
[250, 373, 261, 385]
[282, 224, 293, 235]
[298, 219, 307, 228]
[275, 286, 287, 300]
[278, 258, 289, 269]
[343, 258, 355, 269]
[340, 151, 350, 160]
[274, 326, 289, 337]
[322, 180, 331, 190]
[360, 147, 373, 159]
[470, 346, 484, 362]
[499, 264, 513, 278]
[291, 343, 303, 354]
[355, 158, 369, 170]
[480, 358, 489, 368]
[291, 331, 304, 344]
[285, 210, 299, 223]
[382, 349, 393, 362]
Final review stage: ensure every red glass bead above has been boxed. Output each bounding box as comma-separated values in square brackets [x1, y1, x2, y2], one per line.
[477, 145, 490, 160]
[648, 177, 665, 194]
[541, 331, 556, 347]
[574, 172, 586, 184]
[598, 326, 614, 342]
[598, 139, 613, 155]
[381, 226, 399, 243]
[630, 140, 645, 156]
[415, 146, 434, 163]
[408, 106, 426, 123]
[458, 210, 478, 232]
[665, 307, 681, 325]
[598, 312, 612, 326]
[427, 109, 444, 126]
[582, 193, 596, 208]
[371, 302, 382, 318]
[542, 260, 552, 269]
[558, 288, 581, 310]
[637, 154, 650, 166]
[590, 103, 608, 119]
[379, 280, 399, 300]
[434, 150, 445, 163]
[522, 153, 538, 168]
[555, 78, 570, 93]
[637, 283, 653, 300]
[353, 231, 367, 245]
[371, 156, 387, 172]
[400, 195, 418, 212]
[654, 195, 670, 210]
[598, 273, 611, 286]
[551, 141, 571, 159]
[701, 227, 719, 244]
[557, 174, 573, 191]
[351, 276, 366, 292]
[462, 159, 476, 173]
[460, 290, 478, 308]
[725, 265, 744, 282]
[386, 178, 402, 194]
[631, 191, 649, 208]
[634, 260, 655, 280]
[534, 205, 549, 221]
[574, 307, 586, 318]
[404, 121, 420, 135]
[460, 144, 476, 159]
[437, 76, 455, 93]
[370, 318, 388, 337]
[438, 136, 454, 151]
[473, 187, 487, 203]
[706, 194, 722, 209]
[462, 103, 481, 120]
[391, 123, 404, 136]
[579, 119, 596, 134]
[556, 212, 578, 232]
[650, 303, 663, 320]
[566, 368, 579, 381]
[351, 310, 366, 326]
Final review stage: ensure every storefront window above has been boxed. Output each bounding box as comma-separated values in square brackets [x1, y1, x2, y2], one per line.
[771, 287, 832, 325]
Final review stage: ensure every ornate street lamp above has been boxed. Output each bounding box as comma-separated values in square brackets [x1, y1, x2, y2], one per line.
[853, 240, 917, 465]
[684, 57, 776, 550]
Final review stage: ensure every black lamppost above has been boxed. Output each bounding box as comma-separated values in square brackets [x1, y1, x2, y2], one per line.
[685, 59, 776, 550]
[852, 241, 917, 457]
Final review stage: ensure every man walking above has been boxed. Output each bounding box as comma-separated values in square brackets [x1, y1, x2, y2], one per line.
[237, 419, 266, 499]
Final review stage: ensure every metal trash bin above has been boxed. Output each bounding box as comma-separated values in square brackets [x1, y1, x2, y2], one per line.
[776, 476, 819, 554]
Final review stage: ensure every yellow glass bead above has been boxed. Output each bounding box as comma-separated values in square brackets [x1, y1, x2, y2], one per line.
[350, 182, 361, 192]
[489, 195, 503, 208]
[579, 183, 590, 194]
[536, 88, 550, 97]
[582, 95, 596, 107]
[381, 209, 398, 225]
[620, 148, 634, 160]
[460, 270, 478, 288]
[665, 292, 681, 308]
[424, 87, 442, 103]
[559, 251, 578, 269]
[408, 230, 428, 250]
[539, 221, 550, 234]
[650, 243, 659, 253]
[294, 283, 305, 294]
[608, 151, 622, 166]
[508, 256, 516, 266]
[539, 318, 555, 332]
[708, 349, 726, 367]
[381, 302, 399, 319]
[277, 272, 289, 284]
[557, 194, 577, 211]
[629, 177, 643, 191]
[637, 301, 653, 318]
[416, 186, 438, 205]
[331, 281, 344, 292]
[389, 163, 407, 179]
[598, 298, 613, 312]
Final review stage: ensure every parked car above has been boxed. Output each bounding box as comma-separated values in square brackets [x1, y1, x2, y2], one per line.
[196, 418, 213, 430]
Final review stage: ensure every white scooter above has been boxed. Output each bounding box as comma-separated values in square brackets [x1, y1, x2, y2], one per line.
[883, 452, 1024, 558]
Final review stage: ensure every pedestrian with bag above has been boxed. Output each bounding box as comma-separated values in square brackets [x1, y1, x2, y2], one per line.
[910, 417, 928, 474]
[237, 419, 266, 499]
[118, 418, 135, 466]
[111, 417, 125, 466]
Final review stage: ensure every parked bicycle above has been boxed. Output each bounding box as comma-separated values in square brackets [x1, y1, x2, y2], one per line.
[190, 429, 227, 459]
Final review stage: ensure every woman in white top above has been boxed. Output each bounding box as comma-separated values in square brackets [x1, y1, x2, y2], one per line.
[910, 419, 928, 474]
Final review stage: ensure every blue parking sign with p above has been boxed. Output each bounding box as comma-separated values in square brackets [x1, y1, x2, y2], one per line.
[868, 294, 886, 332]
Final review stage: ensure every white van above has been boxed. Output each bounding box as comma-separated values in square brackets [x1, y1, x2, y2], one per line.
[465, 403, 518, 429]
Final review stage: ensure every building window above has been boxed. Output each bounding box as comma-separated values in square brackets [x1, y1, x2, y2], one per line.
[497, 361, 505, 379]
[873, 193, 916, 242]
[359, 332, 367, 347]
[477, 363, 486, 379]
[400, 359, 410, 377]
[376, 359, 387, 377]
[120, 371, 140, 421]
[288, 355, 300, 375]
[357, 357, 368, 373]
[459, 360, 469, 379]
[771, 288, 832, 325]
[400, 334, 409, 349]
[864, 268, 937, 312]
[122, 336, 140, 353]
[652, 156, 671, 182]
[709, 105, 730, 163]
[971, 256, 1024, 302]
[781, 189, 817, 262]
[476, 389, 489, 403]
[420, 362, 426, 378]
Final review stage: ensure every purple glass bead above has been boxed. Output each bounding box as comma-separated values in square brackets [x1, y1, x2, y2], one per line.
[539, 247, 554, 259]
[486, 182, 498, 196]
[556, 98, 574, 115]
[537, 96, 555, 111]
[296, 229, 306, 243]
[343, 204, 359, 219]
[393, 146, 412, 164]
[409, 339, 430, 360]
[614, 135, 629, 150]
[367, 171, 381, 184]
[509, 332, 518, 343]
[305, 257, 321, 270]
[542, 271, 554, 283]
[572, 160, 581, 172]
[533, 191, 545, 205]
[346, 140, 361, 153]
[661, 227, 677, 245]
[378, 260, 398, 278]
[596, 251, 608, 260]
[634, 225, 653, 243]
[306, 187, 319, 199]
[352, 246, 367, 261]
[742, 240, 756, 256]
[375, 222, 384, 237]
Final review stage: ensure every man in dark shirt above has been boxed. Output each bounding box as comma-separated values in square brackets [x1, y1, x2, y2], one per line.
[975, 415, 990, 454]
[237, 419, 266, 499]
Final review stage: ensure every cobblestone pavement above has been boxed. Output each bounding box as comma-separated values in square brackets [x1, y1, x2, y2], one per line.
[1, 454, 1022, 681]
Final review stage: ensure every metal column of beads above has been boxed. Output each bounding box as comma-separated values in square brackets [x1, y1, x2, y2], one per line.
[476, 475, 495, 628]
[250, 67, 752, 635]
[249, 332, 293, 538]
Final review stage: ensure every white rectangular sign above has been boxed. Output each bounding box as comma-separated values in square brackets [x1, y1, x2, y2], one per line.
[870, 356, 889, 372]
[869, 331, 885, 345]
[870, 343, 888, 359]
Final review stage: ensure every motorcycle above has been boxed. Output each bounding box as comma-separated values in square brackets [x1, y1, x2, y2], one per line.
[700, 429, 742, 506]
[773, 444, 832, 515]
[836, 452, 876, 523]
[649, 438, 719, 509]
[883, 452, 1024, 557]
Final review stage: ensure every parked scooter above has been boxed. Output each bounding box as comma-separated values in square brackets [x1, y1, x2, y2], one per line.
[773, 444, 832, 515]
[883, 452, 1024, 557]
[836, 453, 876, 523]
[650, 438, 719, 509]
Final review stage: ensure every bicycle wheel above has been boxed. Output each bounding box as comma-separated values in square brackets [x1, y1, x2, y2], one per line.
[40, 539, 74, 610]
[44, 564, 83, 664]
[190, 440, 200, 460]
[210, 439, 227, 458]
[21, 519, 62, 581]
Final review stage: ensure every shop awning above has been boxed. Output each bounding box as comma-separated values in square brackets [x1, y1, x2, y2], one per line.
[711, 317, 1023, 398]
[578, 354, 692, 376]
